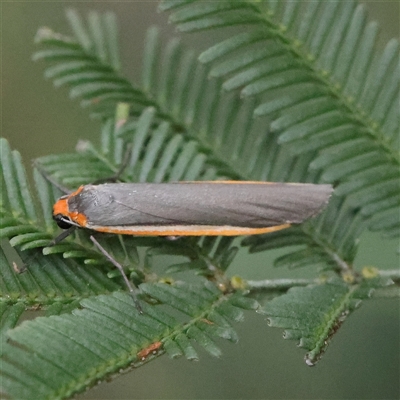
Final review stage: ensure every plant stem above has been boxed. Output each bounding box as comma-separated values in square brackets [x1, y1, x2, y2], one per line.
[246, 278, 317, 291]
[247, 269, 400, 292]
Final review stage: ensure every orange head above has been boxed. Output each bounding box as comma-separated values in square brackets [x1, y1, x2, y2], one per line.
[52, 186, 87, 229]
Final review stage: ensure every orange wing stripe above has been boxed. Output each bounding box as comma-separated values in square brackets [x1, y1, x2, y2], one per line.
[92, 224, 291, 236]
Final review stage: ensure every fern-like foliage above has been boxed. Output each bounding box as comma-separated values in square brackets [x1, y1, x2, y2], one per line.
[162, 0, 400, 239]
[1, 284, 257, 399]
[30, 9, 377, 274]
[33, 10, 154, 119]
[0, 134, 254, 398]
[260, 276, 392, 365]
[0, 4, 399, 398]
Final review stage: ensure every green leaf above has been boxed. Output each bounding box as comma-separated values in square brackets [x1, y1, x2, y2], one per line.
[260, 277, 392, 365]
[198, 30, 269, 64]
[0, 303, 25, 349]
[33, 14, 150, 120]
[1, 283, 257, 399]
[0, 245, 118, 305]
[1, 9, 394, 393]
[163, 0, 399, 239]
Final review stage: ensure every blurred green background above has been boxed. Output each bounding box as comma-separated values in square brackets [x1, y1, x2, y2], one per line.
[2, 2, 399, 399]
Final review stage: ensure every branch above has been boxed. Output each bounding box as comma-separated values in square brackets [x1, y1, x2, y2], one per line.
[247, 269, 400, 294]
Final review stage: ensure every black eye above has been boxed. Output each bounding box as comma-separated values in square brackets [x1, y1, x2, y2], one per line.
[53, 214, 72, 230]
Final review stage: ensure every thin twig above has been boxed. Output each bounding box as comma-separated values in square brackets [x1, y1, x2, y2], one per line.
[247, 269, 400, 293]
[247, 278, 316, 291]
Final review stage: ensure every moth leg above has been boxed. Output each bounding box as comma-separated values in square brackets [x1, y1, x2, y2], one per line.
[50, 226, 77, 245]
[90, 235, 143, 314]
